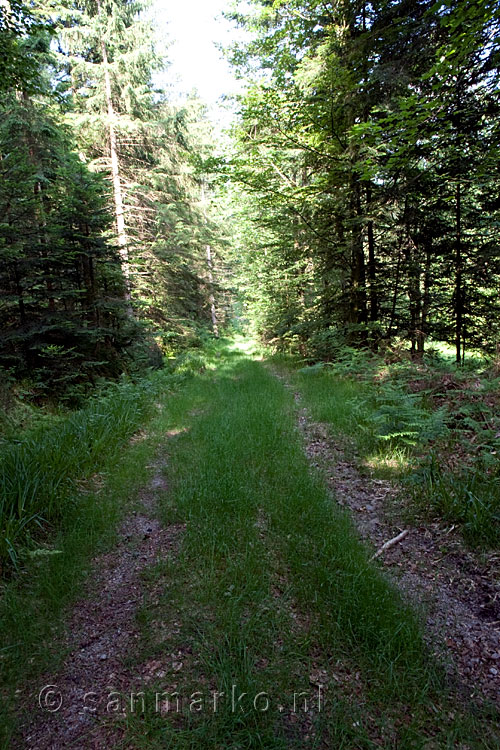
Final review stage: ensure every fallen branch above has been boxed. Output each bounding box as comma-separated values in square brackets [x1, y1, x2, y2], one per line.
[370, 530, 409, 561]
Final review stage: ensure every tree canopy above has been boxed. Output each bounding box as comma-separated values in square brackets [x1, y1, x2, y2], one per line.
[224, 0, 500, 363]
[0, 0, 224, 399]
[1, 0, 499, 400]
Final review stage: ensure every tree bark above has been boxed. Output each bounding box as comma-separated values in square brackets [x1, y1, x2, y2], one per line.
[366, 201, 377, 323]
[405, 237, 420, 360]
[205, 243, 218, 337]
[455, 180, 463, 364]
[418, 240, 432, 357]
[387, 252, 401, 338]
[99, 2, 133, 316]
[348, 172, 367, 338]
[366, 184, 378, 351]
[201, 181, 218, 336]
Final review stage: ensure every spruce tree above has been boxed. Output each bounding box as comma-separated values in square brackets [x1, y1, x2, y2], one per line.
[51, 0, 218, 338]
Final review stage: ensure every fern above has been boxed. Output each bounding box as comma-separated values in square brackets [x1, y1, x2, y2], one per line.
[367, 387, 448, 448]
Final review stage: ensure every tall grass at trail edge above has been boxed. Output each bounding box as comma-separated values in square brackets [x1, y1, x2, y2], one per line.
[0, 343, 223, 573]
[0, 342, 225, 747]
[280, 348, 500, 547]
[1, 339, 497, 747]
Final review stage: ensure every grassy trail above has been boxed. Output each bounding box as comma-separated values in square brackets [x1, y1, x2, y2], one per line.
[120, 342, 496, 748]
[6, 340, 499, 748]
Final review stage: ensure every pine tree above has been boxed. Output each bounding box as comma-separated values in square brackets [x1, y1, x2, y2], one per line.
[0, 90, 129, 394]
[51, 0, 162, 314]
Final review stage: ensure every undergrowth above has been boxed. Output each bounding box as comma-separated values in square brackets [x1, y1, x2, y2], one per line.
[0, 341, 222, 574]
[1, 338, 497, 747]
[281, 345, 500, 547]
[122, 341, 496, 748]
[0, 338, 223, 746]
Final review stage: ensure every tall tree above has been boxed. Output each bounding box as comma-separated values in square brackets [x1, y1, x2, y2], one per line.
[0, 91, 129, 394]
[52, 0, 220, 338]
[224, 0, 500, 359]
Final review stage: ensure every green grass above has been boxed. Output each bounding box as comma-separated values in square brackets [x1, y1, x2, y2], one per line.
[1, 339, 497, 747]
[289, 363, 438, 479]
[0, 398, 162, 745]
[280, 350, 499, 547]
[0, 342, 225, 572]
[0, 376, 159, 570]
[0, 345, 222, 746]
[409, 453, 500, 546]
[121, 341, 497, 748]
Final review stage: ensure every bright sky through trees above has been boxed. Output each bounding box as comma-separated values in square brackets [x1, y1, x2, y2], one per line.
[151, 0, 244, 124]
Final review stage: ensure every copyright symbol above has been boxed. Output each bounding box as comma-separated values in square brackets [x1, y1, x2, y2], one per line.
[38, 685, 63, 713]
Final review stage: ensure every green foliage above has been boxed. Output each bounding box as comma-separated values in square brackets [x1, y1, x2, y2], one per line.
[0, 368, 179, 571]
[225, 0, 500, 361]
[370, 387, 448, 447]
[0, 87, 136, 395]
[0, 0, 225, 401]
[288, 344, 500, 546]
[2, 343, 495, 747]
[0, 361, 194, 746]
[295, 358, 447, 456]
[120, 343, 495, 747]
[410, 453, 500, 547]
[0, 331, 232, 574]
[57, 0, 222, 339]
[0, 1, 53, 93]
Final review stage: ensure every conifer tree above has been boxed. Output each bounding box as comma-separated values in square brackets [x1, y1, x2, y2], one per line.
[51, 0, 219, 338]
[0, 90, 128, 394]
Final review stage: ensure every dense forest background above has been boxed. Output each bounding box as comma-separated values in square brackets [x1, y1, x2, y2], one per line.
[225, 0, 500, 364]
[1, 0, 500, 398]
[1, 8, 500, 744]
[0, 0, 227, 404]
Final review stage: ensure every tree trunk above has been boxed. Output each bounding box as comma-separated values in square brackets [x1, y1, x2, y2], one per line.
[99, 2, 133, 316]
[387, 245, 402, 339]
[366, 185, 378, 350]
[201, 180, 218, 336]
[418, 241, 432, 357]
[455, 180, 463, 364]
[404, 214, 420, 359]
[366, 197, 378, 323]
[205, 243, 218, 337]
[348, 173, 367, 338]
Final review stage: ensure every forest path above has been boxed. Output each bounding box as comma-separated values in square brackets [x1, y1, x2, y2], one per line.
[19, 342, 499, 748]
[273, 365, 500, 711]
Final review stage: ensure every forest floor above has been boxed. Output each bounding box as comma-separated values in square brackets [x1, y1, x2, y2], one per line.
[3, 340, 500, 748]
